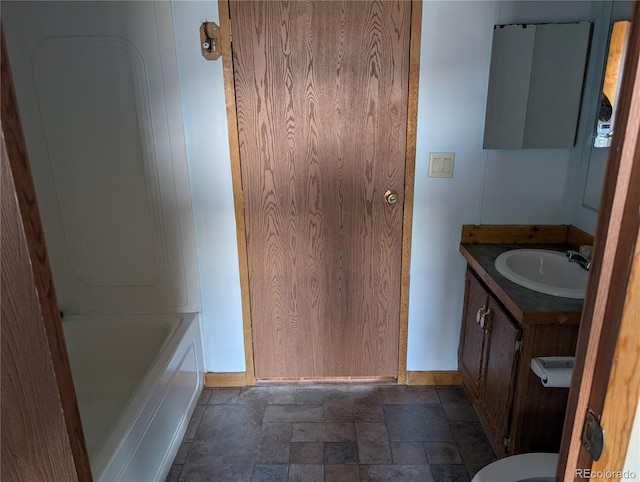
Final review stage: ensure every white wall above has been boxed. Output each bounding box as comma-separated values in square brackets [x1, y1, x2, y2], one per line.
[171, 1, 245, 372]
[408, 1, 497, 371]
[407, 1, 594, 370]
[170, 1, 606, 373]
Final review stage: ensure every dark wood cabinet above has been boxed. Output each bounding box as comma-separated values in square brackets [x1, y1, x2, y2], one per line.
[459, 268, 579, 458]
[481, 299, 520, 451]
[459, 273, 489, 402]
[459, 271, 521, 455]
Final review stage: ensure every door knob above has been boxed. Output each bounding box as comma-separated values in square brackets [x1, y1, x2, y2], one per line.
[384, 190, 399, 205]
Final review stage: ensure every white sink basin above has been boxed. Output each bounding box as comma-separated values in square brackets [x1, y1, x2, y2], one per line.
[494, 249, 588, 299]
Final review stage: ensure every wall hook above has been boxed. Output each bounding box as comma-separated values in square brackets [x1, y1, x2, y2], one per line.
[200, 21, 221, 61]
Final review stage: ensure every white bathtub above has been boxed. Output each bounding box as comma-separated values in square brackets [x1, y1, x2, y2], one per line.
[63, 313, 204, 481]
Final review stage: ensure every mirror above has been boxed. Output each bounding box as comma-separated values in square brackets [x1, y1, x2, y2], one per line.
[593, 21, 630, 149]
[483, 22, 592, 149]
[582, 11, 632, 211]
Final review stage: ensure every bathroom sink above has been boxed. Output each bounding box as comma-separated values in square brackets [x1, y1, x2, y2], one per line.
[494, 249, 588, 299]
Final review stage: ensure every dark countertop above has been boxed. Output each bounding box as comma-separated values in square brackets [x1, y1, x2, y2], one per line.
[460, 243, 584, 325]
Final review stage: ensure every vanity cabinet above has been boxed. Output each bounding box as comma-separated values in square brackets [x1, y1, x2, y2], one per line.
[459, 270, 521, 455]
[459, 267, 579, 458]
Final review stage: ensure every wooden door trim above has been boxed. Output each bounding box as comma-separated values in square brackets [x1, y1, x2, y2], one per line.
[558, 2, 640, 478]
[219, 0, 421, 384]
[591, 231, 640, 476]
[218, 0, 256, 385]
[397, 0, 422, 385]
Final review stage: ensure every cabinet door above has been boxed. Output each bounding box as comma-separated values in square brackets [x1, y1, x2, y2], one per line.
[459, 272, 489, 402]
[481, 299, 521, 455]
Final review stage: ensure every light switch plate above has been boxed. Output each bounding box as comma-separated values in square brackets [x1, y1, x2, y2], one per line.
[428, 152, 455, 178]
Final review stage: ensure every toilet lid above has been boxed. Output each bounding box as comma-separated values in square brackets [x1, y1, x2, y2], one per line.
[471, 453, 558, 482]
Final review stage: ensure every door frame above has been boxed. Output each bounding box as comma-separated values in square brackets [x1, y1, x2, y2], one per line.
[218, 0, 422, 385]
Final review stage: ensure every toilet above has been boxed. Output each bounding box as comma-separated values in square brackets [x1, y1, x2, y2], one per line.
[471, 452, 558, 482]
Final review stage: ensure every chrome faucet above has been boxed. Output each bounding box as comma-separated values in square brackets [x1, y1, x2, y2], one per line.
[566, 250, 591, 271]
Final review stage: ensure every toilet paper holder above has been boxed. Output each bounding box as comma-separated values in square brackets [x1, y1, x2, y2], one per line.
[530, 356, 574, 388]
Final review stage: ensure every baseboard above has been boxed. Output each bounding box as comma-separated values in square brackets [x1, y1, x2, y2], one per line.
[205, 370, 461, 387]
[406, 370, 462, 386]
[205, 372, 248, 387]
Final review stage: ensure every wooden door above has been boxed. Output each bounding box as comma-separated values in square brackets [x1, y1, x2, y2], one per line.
[229, 1, 411, 379]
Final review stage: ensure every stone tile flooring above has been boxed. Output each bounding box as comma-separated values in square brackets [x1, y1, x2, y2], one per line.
[166, 384, 496, 482]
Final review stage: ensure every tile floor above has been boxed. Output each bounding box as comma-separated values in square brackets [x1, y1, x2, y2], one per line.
[166, 384, 496, 482]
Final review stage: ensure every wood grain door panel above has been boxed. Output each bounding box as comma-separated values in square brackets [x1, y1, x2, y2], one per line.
[230, 1, 410, 378]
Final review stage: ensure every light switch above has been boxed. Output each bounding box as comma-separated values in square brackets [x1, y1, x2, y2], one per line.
[428, 152, 455, 178]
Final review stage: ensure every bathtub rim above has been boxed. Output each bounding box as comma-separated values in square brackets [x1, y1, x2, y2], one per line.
[62, 312, 201, 480]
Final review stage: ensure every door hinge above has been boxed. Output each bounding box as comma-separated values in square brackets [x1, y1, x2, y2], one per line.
[515, 339, 523, 352]
[582, 409, 604, 461]
[503, 436, 511, 450]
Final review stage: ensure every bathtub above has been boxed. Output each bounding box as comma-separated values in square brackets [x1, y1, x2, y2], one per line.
[63, 313, 204, 481]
